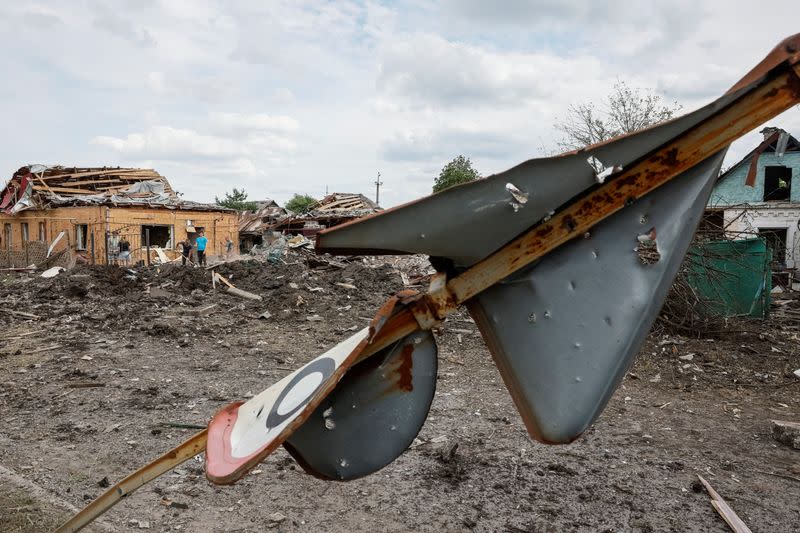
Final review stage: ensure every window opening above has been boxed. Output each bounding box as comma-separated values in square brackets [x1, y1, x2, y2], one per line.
[763, 166, 791, 201]
[140, 225, 173, 248]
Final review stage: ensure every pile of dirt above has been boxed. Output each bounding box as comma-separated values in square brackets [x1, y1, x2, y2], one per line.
[0, 258, 408, 336]
[33, 265, 142, 298]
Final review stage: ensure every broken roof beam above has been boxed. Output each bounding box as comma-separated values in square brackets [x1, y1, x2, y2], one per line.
[32, 185, 99, 195]
[38, 168, 161, 180]
[59, 178, 124, 187]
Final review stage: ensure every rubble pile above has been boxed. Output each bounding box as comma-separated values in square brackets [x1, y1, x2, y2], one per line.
[0, 256, 411, 338]
[771, 289, 800, 321]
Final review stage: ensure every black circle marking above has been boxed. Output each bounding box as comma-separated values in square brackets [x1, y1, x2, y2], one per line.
[265, 357, 336, 430]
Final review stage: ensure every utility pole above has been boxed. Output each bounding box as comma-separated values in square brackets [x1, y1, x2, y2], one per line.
[374, 172, 383, 206]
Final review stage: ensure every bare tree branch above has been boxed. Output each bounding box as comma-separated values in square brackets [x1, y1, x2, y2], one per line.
[554, 80, 682, 153]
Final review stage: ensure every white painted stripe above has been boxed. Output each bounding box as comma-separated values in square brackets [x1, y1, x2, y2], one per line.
[229, 328, 369, 458]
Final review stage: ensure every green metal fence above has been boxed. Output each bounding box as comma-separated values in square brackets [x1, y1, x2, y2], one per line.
[685, 238, 772, 318]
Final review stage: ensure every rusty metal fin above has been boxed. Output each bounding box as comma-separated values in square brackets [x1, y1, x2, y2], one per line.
[468, 151, 726, 443]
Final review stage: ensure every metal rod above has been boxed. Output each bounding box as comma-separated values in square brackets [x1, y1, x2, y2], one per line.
[145, 228, 150, 267]
[54, 431, 208, 533]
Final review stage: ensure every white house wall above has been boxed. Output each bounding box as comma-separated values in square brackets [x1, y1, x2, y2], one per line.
[723, 205, 800, 267]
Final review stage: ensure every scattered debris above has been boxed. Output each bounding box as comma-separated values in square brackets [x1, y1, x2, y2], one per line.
[226, 286, 263, 301]
[189, 304, 218, 317]
[147, 287, 173, 299]
[29, 344, 61, 354]
[696, 475, 752, 533]
[40, 266, 65, 278]
[65, 382, 106, 389]
[159, 422, 207, 430]
[213, 272, 236, 289]
[268, 512, 286, 527]
[771, 420, 800, 450]
[1, 309, 40, 320]
[214, 271, 262, 301]
[287, 235, 312, 249]
[159, 497, 189, 510]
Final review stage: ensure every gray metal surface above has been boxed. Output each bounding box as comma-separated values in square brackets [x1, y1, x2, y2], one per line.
[468, 150, 726, 444]
[316, 89, 744, 267]
[284, 330, 437, 480]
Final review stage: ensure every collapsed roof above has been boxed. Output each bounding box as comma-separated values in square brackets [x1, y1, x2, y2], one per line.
[1, 165, 234, 214]
[238, 200, 289, 235]
[309, 193, 380, 218]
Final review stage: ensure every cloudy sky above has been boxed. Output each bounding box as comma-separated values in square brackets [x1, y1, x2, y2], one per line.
[2, 1, 799, 207]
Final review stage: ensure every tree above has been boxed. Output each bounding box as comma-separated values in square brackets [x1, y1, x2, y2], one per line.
[216, 188, 258, 211]
[285, 193, 317, 214]
[554, 80, 682, 153]
[433, 155, 481, 193]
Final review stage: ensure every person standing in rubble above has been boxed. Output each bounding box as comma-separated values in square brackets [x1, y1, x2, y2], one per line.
[118, 236, 131, 265]
[196, 230, 208, 266]
[180, 239, 193, 266]
[225, 236, 233, 260]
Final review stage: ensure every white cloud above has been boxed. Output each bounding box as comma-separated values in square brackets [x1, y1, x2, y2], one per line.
[90, 1, 156, 48]
[91, 111, 299, 161]
[376, 33, 606, 109]
[207, 112, 299, 134]
[382, 126, 529, 162]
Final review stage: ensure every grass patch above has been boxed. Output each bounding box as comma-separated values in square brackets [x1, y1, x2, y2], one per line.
[0, 484, 69, 533]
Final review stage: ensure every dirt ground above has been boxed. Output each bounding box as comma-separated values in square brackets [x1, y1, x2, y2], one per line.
[1, 257, 799, 532]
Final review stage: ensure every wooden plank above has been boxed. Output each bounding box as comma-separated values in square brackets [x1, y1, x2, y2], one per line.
[33, 185, 99, 195]
[95, 186, 131, 191]
[35, 176, 55, 195]
[39, 169, 159, 180]
[697, 475, 752, 533]
[153, 248, 169, 263]
[62, 178, 123, 187]
[214, 272, 236, 289]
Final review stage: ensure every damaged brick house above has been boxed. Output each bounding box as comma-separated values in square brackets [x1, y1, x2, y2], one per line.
[706, 127, 800, 278]
[0, 165, 238, 267]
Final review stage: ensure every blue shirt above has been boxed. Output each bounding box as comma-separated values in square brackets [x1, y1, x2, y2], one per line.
[196, 236, 208, 251]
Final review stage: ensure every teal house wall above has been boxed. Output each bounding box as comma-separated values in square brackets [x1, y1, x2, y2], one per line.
[709, 152, 800, 207]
